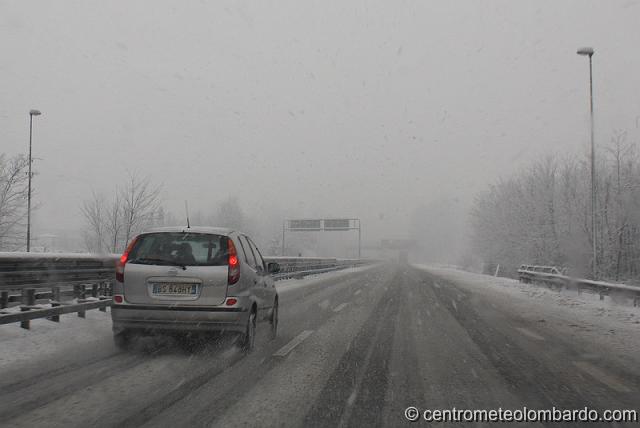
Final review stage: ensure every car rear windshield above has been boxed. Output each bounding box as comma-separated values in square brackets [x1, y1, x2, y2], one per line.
[127, 232, 228, 267]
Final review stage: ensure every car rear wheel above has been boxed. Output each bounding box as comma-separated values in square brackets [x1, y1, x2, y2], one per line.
[269, 300, 278, 340]
[241, 310, 256, 353]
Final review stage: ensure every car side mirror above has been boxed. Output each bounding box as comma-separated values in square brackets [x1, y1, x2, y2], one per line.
[267, 262, 280, 274]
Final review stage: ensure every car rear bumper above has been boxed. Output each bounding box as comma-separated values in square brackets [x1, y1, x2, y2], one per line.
[111, 304, 249, 334]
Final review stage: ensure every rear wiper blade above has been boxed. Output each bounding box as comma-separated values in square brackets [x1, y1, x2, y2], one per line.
[128, 258, 187, 270]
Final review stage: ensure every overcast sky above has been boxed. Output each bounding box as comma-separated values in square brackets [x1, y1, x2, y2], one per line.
[2, 0, 640, 244]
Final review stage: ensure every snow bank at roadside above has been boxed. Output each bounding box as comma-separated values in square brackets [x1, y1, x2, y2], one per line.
[414, 264, 640, 376]
[413, 264, 640, 328]
[0, 309, 114, 370]
[276, 264, 378, 294]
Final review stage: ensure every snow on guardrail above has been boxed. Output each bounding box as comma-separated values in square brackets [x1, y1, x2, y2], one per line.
[0, 253, 374, 330]
[517, 265, 640, 306]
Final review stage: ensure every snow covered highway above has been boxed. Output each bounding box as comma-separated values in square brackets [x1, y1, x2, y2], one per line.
[1, 264, 639, 427]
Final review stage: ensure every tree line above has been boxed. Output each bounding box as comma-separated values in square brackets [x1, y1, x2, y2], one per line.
[0, 152, 277, 254]
[80, 174, 257, 254]
[0, 154, 29, 250]
[471, 130, 640, 281]
[80, 173, 162, 253]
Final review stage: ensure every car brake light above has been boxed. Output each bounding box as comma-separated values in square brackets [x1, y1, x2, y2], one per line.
[116, 236, 139, 283]
[113, 295, 124, 304]
[225, 298, 238, 306]
[228, 238, 240, 285]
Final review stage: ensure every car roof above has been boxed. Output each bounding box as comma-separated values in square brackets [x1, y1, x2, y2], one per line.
[143, 226, 237, 236]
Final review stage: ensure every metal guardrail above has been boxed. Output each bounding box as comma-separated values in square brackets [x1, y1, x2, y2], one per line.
[265, 256, 368, 280]
[517, 264, 640, 306]
[517, 264, 564, 276]
[0, 252, 118, 290]
[0, 253, 118, 329]
[0, 253, 372, 329]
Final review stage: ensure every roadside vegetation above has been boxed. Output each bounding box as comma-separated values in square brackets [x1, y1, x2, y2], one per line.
[471, 130, 640, 281]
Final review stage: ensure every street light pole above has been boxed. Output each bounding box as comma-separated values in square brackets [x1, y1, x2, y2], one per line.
[282, 220, 286, 256]
[577, 47, 596, 279]
[357, 219, 361, 259]
[27, 109, 42, 252]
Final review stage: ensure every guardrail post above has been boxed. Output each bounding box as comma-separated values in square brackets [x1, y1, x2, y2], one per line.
[20, 288, 36, 329]
[49, 286, 61, 322]
[599, 289, 605, 301]
[99, 283, 108, 312]
[0, 291, 8, 309]
[78, 301, 86, 318]
[77, 284, 87, 318]
[91, 284, 98, 298]
[99, 296, 109, 312]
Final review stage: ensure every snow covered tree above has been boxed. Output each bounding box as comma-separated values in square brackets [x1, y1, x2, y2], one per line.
[81, 173, 162, 253]
[0, 154, 30, 250]
[471, 129, 640, 281]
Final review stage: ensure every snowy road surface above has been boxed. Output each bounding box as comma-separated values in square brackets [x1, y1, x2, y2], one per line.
[1, 264, 639, 427]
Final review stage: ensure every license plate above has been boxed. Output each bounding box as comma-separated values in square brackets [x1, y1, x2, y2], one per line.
[152, 283, 198, 296]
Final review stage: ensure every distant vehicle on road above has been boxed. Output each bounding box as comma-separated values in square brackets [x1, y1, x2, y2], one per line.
[110, 226, 280, 352]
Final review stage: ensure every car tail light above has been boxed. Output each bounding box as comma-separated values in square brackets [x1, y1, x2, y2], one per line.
[113, 295, 124, 304]
[115, 236, 139, 283]
[225, 298, 238, 306]
[228, 238, 241, 285]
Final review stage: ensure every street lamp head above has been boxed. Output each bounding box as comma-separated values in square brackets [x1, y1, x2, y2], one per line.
[29, 109, 42, 116]
[577, 47, 594, 56]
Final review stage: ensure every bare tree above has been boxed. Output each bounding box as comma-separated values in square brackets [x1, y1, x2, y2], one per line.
[0, 154, 30, 250]
[81, 174, 162, 253]
[121, 173, 162, 247]
[105, 193, 125, 253]
[80, 191, 108, 253]
[212, 197, 246, 231]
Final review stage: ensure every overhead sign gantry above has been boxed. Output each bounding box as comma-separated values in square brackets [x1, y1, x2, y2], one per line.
[282, 218, 361, 258]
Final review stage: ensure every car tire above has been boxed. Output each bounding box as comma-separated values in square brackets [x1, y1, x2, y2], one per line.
[113, 330, 130, 350]
[241, 310, 256, 353]
[269, 300, 278, 340]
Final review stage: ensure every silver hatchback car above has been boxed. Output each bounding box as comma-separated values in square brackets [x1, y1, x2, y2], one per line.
[111, 226, 279, 351]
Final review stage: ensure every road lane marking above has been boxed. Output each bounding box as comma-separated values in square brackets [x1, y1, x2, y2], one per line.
[354, 290, 362, 296]
[273, 330, 314, 357]
[346, 390, 357, 406]
[515, 327, 545, 341]
[573, 361, 632, 393]
[333, 303, 348, 312]
[337, 308, 384, 428]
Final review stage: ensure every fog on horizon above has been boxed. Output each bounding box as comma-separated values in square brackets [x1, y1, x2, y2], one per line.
[2, 0, 640, 261]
